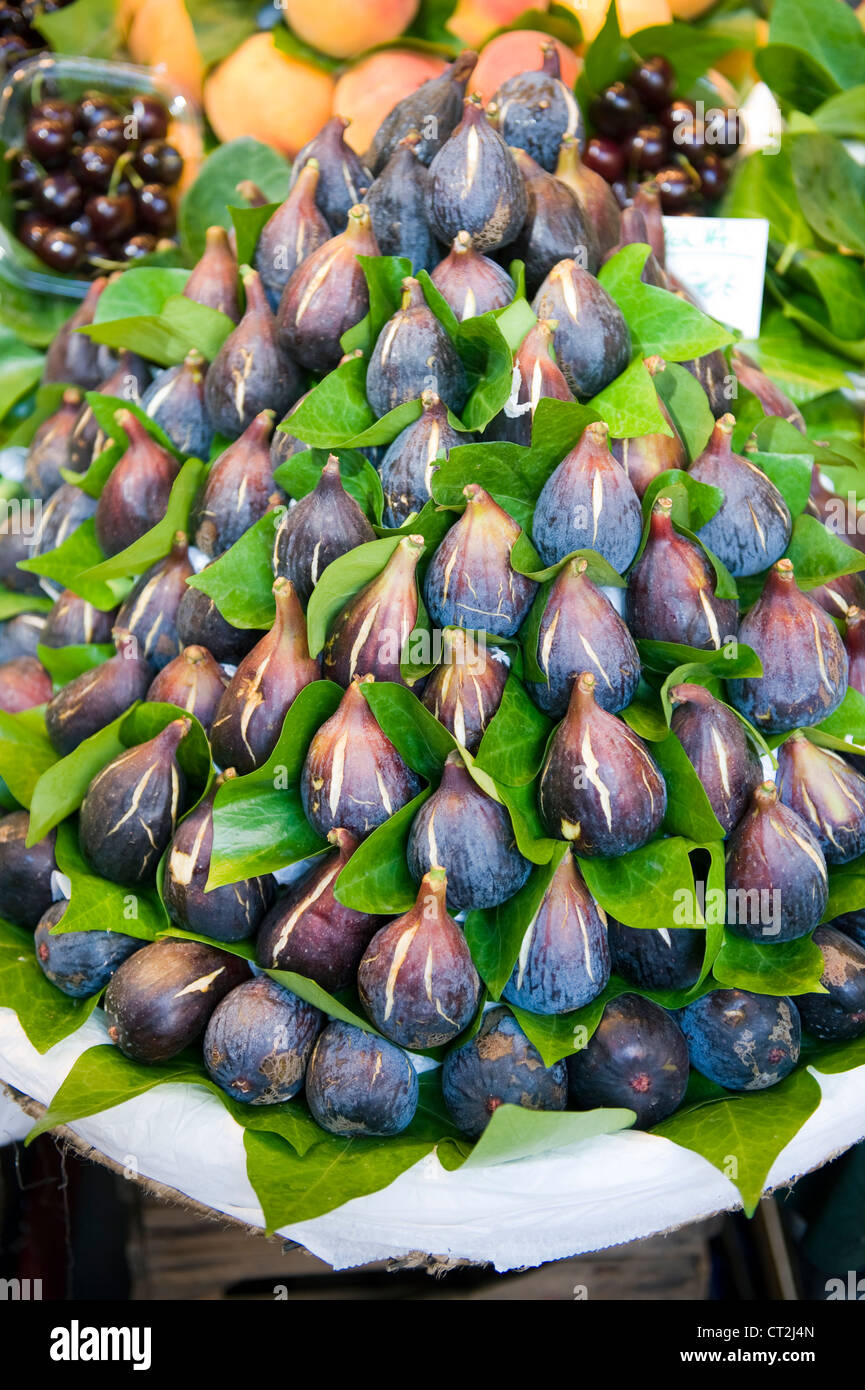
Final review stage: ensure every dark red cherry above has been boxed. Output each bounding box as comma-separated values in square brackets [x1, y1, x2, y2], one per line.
[25, 116, 72, 168]
[116, 232, 158, 260]
[654, 165, 700, 213]
[631, 56, 675, 111]
[137, 183, 175, 232]
[30, 98, 77, 133]
[583, 135, 625, 183]
[85, 192, 136, 241]
[622, 123, 669, 173]
[74, 142, 118, 190]
[7, 147, 42, 195]
[590, 82, 644, 138]
[76, 92, 120, 131]
[37, 170, 84, 223]
[699, 153, 729, 201]
[134, 140, 182, 186]
[16, 209, 53, 252]
[90, 115, 128, 150]
[130, 94, 169, 141]
[38, 227, 85, 271]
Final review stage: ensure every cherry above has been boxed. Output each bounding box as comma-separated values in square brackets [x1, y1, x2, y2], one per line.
[25, 116, 72, 168]
[16, 209, 53, 252]
[611, 180, 633, 210]
[0, 4, 34, 36]
[134, 140, 182, 186]
[85, 191, 136, 241]
[704, 108, 742, 159]
[654, 165, 701, 214]
[69, 211, 92, 241]
[590, 82, 644, 138]
[130, 94, 169, 142]
[38, 226, 85, 271]
[37, 170, 84, 223]
[631, 56, 675, 111]
[76, 91, 120, 131]
[74, 141, 118, 190]
[30, 98, 77, 132]
[698, 154, 729, 201]
[137, 183, 175, 233]
[0, 33, 33, 67]
[622, 123, 669, 173]
[90, 115, 128, 150]
[116, 232, 158, 261]
[582, 135, 625, 184]
[6, 147, 41, 195]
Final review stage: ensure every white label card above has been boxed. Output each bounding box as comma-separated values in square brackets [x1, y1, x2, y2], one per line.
[662, 215, 769, 340]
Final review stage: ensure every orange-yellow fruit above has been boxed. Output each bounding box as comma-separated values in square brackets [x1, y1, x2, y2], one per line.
[471, 30, 579, 105]
[125, 0, 204, 105]
[333, 50, 447, 154]
[448, 0, 546, 48]
[281, 0, 420, 60]
[203, 35, 335, 159]
[561, 0, 672, 43]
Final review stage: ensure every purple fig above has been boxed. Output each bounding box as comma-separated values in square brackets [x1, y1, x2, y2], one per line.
[777, 733, 865, 864]
[847, 606, 865, 697]
[669, 682, 763, 834]
[809, 569, 865, 621]
[429, 94, 528, 252]
[492, 40, 584, 172]
[305, 1019, 419, 1137]
[567, 994, 689, 1128]
[732, 349, 805, 433]
[95, 410, 180, 557]
[626, 496, 739, 649]
[380, 388, 467, 527]
[114, 532, 194, 670]
[276, 203, 379, 374]
[441, 1004, 567, 1137]
[431, 230, 514, 319]
[45, 628, 154, 755]
[366, 131, 438, 275]
[532, 420, 642, 571]
[609, 919, 704, 992]
[420, 627, 507, 752]
[725, 780, 828, 943]
[797, 925, 865, 1041]
[424, 483, 537, 638]
[602, 206, 665, 286]
[194, 409, 283, 557]
[488, 318, 573, 447]
[365, 276, 467, 419]
[141, 349, 214, 458]
[531, 260, 630, 400]
[146, 644, 228, 733]
[502, 852, 610, 1013]
[510, 148, 600, 295]
[183, 225, 239, 322]
[24, 388, 84, 499]
[0, 811, 56, 928]
[631, 181, 665, 266]
[42, 276, 109, 387]
[323, 534, 423, 687]
[34, 900, 141, 999]
[0, 611, 45, 662]
[270, 389, 312, 472]
[272, 455, 376, 605]
[690, 415, 791, 577]
[555, 135, 621, 255]
[176, 568, 263, 665]
[67, 351, 151, 473]
[679, 989, 801, 1091]
[366, 50, 478, 174]
[611, 356, 686, 496]
[255, 160, 330, 311]
[0, 655, 51, 712]
[205, 268, 302, 439]
[203, 975, 322, 1104]
[41, 588, 115, 647]
[289, 115, 372, 234]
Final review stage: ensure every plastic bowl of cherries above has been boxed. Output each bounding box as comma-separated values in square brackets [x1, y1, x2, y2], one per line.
[584, 55, 743, 215]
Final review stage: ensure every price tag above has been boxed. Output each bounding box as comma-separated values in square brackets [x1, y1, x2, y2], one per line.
[662, 216, 769, 339]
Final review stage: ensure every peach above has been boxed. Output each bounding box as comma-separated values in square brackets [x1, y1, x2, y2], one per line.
[560, 0, 672, 42]
[124, 0, 204, 104]
[203, 34, 335, 159]
[333, 50, 447, 154]
[471, 30, 580, 105]
[280, 0, 420, 60]
[448, 0, 547, 48]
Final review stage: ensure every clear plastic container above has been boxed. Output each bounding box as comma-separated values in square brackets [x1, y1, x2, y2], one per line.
[0, 53, 201, 300]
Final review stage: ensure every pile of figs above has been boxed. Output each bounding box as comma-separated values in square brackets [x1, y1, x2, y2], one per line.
[1, 47, 864, 1154]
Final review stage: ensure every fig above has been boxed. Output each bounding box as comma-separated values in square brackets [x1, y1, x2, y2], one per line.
[305, 1020, 419, 1137]
[255, 827, 380, 989]
[42, 276, 109, 387]
[104, 937, 251, 1063]
[632, 181, 666, 266]
[797, 925, 865, 1041]
[555, 135, 621, 256]
[366, 49, 478, 174]
[366, 131, 438, 275]
[269, 392, 311, 472]
[272, 456, 375, 605]
[809, 570, 865, 622]
[114, 533, 194, 670]
[431, 231, 515, 319]
[492, 41, 583, 172]
[24, 388, 84, 499]
[380, 389, 466, 527]
[725, 781, 828, 943]
[79, 717, 190, 886]
[424, 483, 537, 638]
[441, 1005, 567, 1138]
[668, 683, 763, 834]
[67, 352, 151, 474]
[611, 358, 685, 497]
[847, 606, 865, 696]
[602, 207, 666, 287]
[357, 867, 480, 1048]
[608, 920, 704, 992]
[777, 733, 865, 865]
[407, 751, 530, 910]
[0, 655, 51, 713]
[538, 671, 666, 854]
[289, 116, 372, 234]
[194, 410, 283, 558]
[210, 578, 320, 774]
[94, 410, 180, 557]
[532, 420, 642, 572]
[567, 994, 689, 1129]
[502, 851, 610, 1014]
[301, 675, 422, 840]
[323, 534, 423, 687]
[626, 497, 739, 649]
[365, 276, 467, 419]
[488, 318, 573, 447]
[141, 350, 214, 459]
[146, 645, 228, 734]
[176, 569, 263, 665]
[510, 148, 600, 296]
[680, 346, 731, 419]
[420, 627, 507, 753]
[731, 350, 805, 433]
[255, 160, 330, 311]
[31, 484, 97, 582]
[531, 260, 630, 400]
[0, 812, 56, 928]
[690, 415, 791, 578]
[45, 629, 154, 755]
[276, 203, 379, 374]
[678, 989, 801, 1091]
[34, 900, 141, 998]
[0, 512, 41, 597]
[828, 910, 865, 952]
[203, 976, 321, 1104]
[528, 556, 640, 718]
[428, 95, 528, 253]
[205, 268, 302, 439]
[728, 560, 848, 731]
[41, 589, 115, 648]
[183, 225, 240, 323]
[0, 611, 45, 662]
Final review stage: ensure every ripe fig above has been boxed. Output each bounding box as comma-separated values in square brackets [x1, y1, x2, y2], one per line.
[611, 358, 685, 497]
[67, 351, 151, 474]
[567, 995, 689, 1129]
[205, 268, 302, 439]
[728, 560, 848, 732]
[211, 578, 320, 774]
[366, 276, 468, 419]
[301, 675, 422, 840]
[724, 780, 827, 943]
[366, 49, 478, 174]
[357, 867, 480, 1048]
[510, 148, 600, 296]
[24, 388, 84, 499]
[532, 420, 642, 572]
[731, 349, 805, 433]
[431, 231, 515, 319]
[255, 827, 380, 989]
[626, 497, 738, 649]
[632, 181, 666, 267]
[0, 812, 56, 928]
[203, 976, 322, 1104]
[146, 645, 228, 734]
[668, 683, 762, 835]
[555, 136, 621, 256]
[94, 410, 180, 557]
[488, 318, 573, 447]
[0, 655, 51, 712]
[809, 570, 865, 622]
[407, 751, 530, 911]
[797, 925, 865, 1041]
[114, 533, 194, 670]
[538, 671, 666, 854]
[678, 989, 801, 1091]
[79, 717, 190, 886]
[424, 483, 537, 638]
[34, 900, 141, 998]
[276, 203, 379, 375]
[502, 852, 610, 1014]
[42, 276, 109, 387]
[680, 346, 731, 418]
[305, 1020, 419, 1137]
[41, 589, 115, 648]
[272, 457, 375, 606]
[104, 937, 251, 1063]
[323, 534, 423, 687]
[420, 627, 507, 752]
[45, 630, 153, 755]
[183, 225, 239, 322]
[776, 734, 865, 865]
[366, 132, 438, 275]
[602, 207, 666, 287]
[0, 512, 41, 597]
[690, 415, 791, 577]
[531, 260, 630, 400]
[608, 921, 704, 992]
[255, 160, 330, 311]
[176, 569, 262, 665]
[31, 484, 97, 579]
[428, 95, 528, 253]
[441, 1004, 567, 1138]
[529, 556, 640, 719]
[289, 116, 372, 234]
[380, 389, 466, 527]
[492, 41, 583, 172]
[141, 349, 214, 458]
[847, 606, 865, 697]
[194, 410, 283, 557]
[269, 391, 311, 472]
[0, 611, 45, 662]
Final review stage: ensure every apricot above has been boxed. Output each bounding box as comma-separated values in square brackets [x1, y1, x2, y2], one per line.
[124, 0, 204, 105]
[448, 0, 546, 48]
[471, 30, 579, 105]
[561, 0, 671, 42]
[333, 50, 447, 154]
[280, 0, 419, 60]
[203, 34, 335, 159]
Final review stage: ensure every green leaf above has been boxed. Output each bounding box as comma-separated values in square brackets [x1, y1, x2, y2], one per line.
[641, 641, 761, 681]
[813, 85, 865, 139]
[814, 686, 865, 744]
[712, 929, 828, 996]
[284, 355, 375, 448]
[229, 201, 278, 270]
[83, 296, 235, 368]
[0, 707, 56, 808]
[33, 0, 119, 56]
[92, 269, 191, 321]
[361, 681, 456, 781]
[0, 916, 100, 1054]
[80, 458, 206, 583]
[768, 0, 865, 93]
[265, 969, 376, 1034]
[788, 133, 865, 257]
[333, 790, 431, 914]
[599, 245, 734, 360]
[186, 511, 279, 629]
[0, 589, 52, 621]
[748, 450, 813, 521]
[735, 313, 852, 405]
[274, 447, 383, 523]
[723, 145, 816, 253]
[755, 44, 841, 114]
[36, 642, 112, 687]
[17, 519, 125, 612]
[462, 1100, 635, 1169]
[342, 255, 412, 357]
[305, 537, 401, 658]
[0, 327, 43, 423]
[590, 355, 671, 439]
[27, 713, 128, 844]
[474, 671, 552, 787]
[497, 779, 557, 866]
[652, 732, 725, 842]
[53, 821, 166, 943]
[179, 139, 291, 262]
[464, 842, 569, 999]
[579, 836, 715, 931]
[654, 362, 717, 463]
[784, 512, 865, 589]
